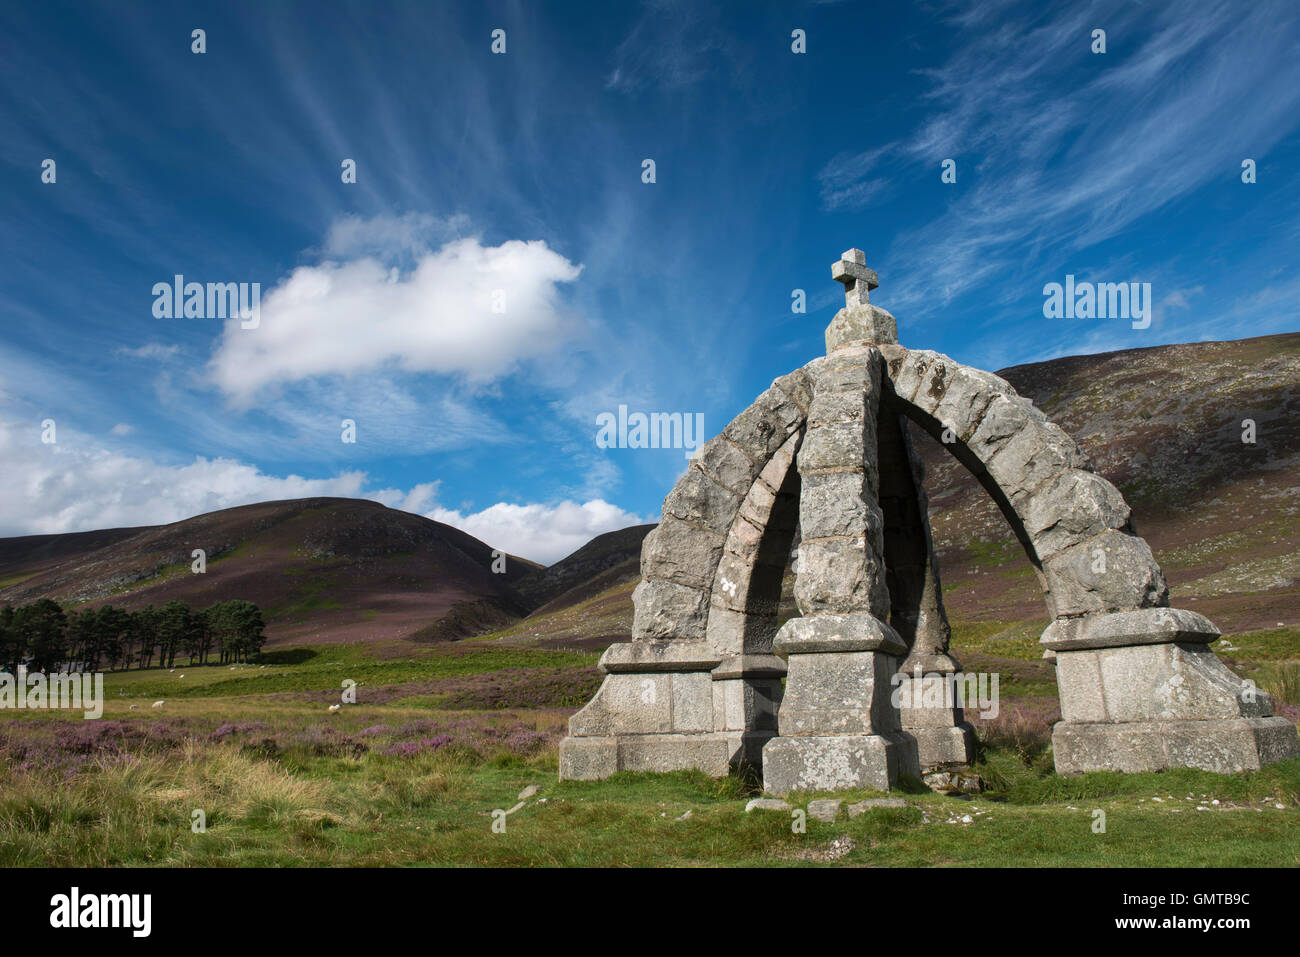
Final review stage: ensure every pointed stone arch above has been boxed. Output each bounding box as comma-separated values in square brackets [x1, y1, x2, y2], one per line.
[560, 247, 1298, 787]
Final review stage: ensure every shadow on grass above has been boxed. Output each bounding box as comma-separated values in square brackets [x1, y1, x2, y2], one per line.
[259, 647, 321, 665]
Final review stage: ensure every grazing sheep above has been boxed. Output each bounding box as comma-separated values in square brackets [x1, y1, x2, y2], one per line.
[151, 700, 165, 709]
[327, 704, 341, 713]
[178, 674, 184, 679]
[129, 704, 138, 710]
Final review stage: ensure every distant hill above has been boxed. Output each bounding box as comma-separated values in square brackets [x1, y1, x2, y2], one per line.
[513, 524, 653, 612]
[0, 498, 539, 647]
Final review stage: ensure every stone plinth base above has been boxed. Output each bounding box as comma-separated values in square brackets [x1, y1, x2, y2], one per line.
[895, 663, 977, 769]
[1053, 717, 1300, 776]
[559, 731, 762, 780]
[907, 724, 976, 770]
[762, 731, 919, 795]
[557, 641, 784, 781]
[1043, 606, 1300, 776]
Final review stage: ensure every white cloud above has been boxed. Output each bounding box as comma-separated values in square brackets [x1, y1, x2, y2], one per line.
[109, 423, 133, 436]
[424, 499, 648, 565]
[209, 231, 583, 405]
[0, 416, 370, 536]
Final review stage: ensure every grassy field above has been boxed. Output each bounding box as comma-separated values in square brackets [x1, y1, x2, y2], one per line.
[1, 635, 1298, 867]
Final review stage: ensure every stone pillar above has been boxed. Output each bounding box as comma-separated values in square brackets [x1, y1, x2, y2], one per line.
[762, 346, 921, 794]
[877, 407, 975, 769]
[1046, 608, 1300, 774]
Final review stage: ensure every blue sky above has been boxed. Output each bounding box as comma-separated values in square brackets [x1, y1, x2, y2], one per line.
[1, 0, 1297, 562]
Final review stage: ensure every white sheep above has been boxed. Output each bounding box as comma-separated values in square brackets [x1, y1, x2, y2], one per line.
[151, 700, 165, 709]
[327, 704, 341, 713]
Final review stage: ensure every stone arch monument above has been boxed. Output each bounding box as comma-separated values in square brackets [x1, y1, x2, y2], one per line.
[559, 249, 1298, 794]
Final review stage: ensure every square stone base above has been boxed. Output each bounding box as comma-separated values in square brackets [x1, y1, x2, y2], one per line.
[906, 723, 976, 770]
[761, 731, 920, 795]
[1052, 717, 1300, 776]
[558, 731, 767, 780]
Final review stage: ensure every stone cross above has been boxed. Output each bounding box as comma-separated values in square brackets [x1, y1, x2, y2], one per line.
[831, 248, 879, 308]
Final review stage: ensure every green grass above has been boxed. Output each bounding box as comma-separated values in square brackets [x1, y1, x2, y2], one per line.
[950, 617, 1049, 661]
[1219, 626, 1300, 661]
[963, 538, 1024, 570]
[1, 737, 1296, 867]
[2, 639, 1297, 867]
[1255, 662, 1300, 706]
[0, 571, 38, 590]
[101, 642, 598, 699]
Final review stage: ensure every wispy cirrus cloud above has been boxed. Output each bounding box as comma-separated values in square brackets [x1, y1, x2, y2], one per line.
[605, 0, 740, 92]
[820, 0, 1300, 317]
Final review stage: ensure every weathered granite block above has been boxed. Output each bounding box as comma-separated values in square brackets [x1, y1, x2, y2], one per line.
[805, 347, 879, 395]
[1053, 718, 1300, 775]
[797, 421, 869, 472]
[662, 467, 741, 530]
[721, 387, 805, 462]
[631, 579, 710, 640]
[907, 726, 976, 769]
[777, 649, 902, 735]
[1041, 529, 1168, 618]
[1041, 607, 1217, 651]
[557, 736, 619, 780]
[798, 471, 875, 540]
[763, 731, 919, 795]
[927, 364, 1009, 441]
[705, 603, 777, 656]
[884, 349, 939, 404]
[985, 421, 1089, 507]
[1025, 469, 1132, 561]
[826, 304, 898, 351]
[772, 369, 813, 413]
[807, 798, 843, 822]
[692, 436, 759, 497]
[640, 516, 725, 591]
[711, 674, 782, 733]
[1054, 641, 1273, 723]
[793, 538, 889, 615]
[967, 394, 1049, 465]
